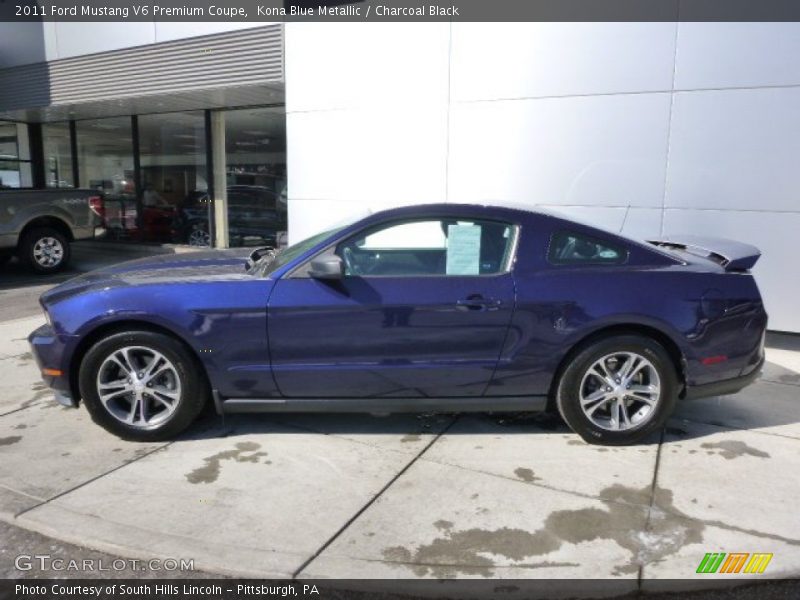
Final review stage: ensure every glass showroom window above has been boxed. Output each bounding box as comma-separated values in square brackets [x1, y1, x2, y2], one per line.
[76, 117, 136, 239]
[0, 122, 33, 188]
[42, 123, 75, 188]
[224, 107, 287, 248]
[138, 112, 207, 244]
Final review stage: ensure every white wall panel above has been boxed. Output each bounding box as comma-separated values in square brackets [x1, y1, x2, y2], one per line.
[665, 88, 800, 212]
[450, 23, 676, 102]
[287, 199, 371, 244]
[675, 23, 800, 90]
[283, 22, 799, 331]
[536, 206, 663, 241]
[287, 106, 448, 207]
[663, 209, 800, 333]
[448, 93, 671, 208]
[285, 23, 450, 112]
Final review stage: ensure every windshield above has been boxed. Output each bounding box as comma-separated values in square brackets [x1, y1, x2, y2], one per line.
[258, 209, 371, 276]
[259, 225, 346, 276]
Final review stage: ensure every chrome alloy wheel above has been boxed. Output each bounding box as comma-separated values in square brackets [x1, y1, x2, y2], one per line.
[96, 346, 182, 429]
[187, 226, 211, 247]
[579, 351, 661, 431]
[32, 236, 64, 268]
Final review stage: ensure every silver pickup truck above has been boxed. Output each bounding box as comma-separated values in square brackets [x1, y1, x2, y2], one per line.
[0, 189, 103, 273]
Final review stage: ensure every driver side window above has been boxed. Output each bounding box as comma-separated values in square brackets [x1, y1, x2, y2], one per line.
[337, 218, 515, 277]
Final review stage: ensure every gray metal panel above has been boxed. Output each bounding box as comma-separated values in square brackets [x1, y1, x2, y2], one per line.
[0, 25, 283, 113]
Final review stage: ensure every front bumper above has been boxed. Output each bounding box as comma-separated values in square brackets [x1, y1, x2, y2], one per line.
[28, 323, 79, 408]
[684, 355, 765, 400]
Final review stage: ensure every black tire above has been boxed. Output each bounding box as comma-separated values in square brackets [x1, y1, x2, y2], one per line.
[20, 227, 70, 273]
[0, 254, 11, 267]
[556, 334, 678, 446]
[79, 330, 208, 441]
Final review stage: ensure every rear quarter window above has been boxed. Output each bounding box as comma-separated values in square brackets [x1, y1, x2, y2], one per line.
[548, 231, 628, 265]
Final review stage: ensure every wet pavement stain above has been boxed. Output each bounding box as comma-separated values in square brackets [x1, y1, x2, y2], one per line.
[15, 383, 56, 410]
[665, 426, 687, 436]
[514, 467, 541, 483]
[567, 439, 610, 451]
[482, 412, 566, 432]
[185, 441, 268, 484]
[0, 436, 22, 446]
[15, 352, 33, 364]
[401, 434, 421, 443]
[382, 483, 703, 577]
[700, 441, 770, 460]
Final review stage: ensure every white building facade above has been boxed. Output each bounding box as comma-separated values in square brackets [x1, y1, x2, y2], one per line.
[1, 22, 798, 331]
[285, 22, 800, 333]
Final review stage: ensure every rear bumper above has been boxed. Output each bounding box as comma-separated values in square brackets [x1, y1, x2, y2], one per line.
[683, 355, 764, 400]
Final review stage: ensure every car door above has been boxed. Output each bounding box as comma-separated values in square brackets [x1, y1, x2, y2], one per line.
[267, 216, 518, 398]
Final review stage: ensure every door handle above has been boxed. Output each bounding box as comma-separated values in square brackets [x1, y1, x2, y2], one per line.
[456, 295, 502, 312]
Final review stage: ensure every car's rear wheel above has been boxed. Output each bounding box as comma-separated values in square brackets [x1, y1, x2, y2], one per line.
[20, 227, 70, 273]
[79, 330, 207, 441]
[556, 334, 678, 445]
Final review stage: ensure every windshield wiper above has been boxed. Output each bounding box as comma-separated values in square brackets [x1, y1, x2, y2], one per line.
[245, 246, 278, 271]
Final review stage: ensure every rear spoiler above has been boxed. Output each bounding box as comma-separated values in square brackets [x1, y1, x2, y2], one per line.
[646, 235, 761, 271]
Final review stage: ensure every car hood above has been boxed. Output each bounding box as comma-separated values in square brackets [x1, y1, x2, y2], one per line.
[41, 248, 256, 306]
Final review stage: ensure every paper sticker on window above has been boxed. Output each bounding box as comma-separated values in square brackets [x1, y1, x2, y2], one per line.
[446, 224, 481, 275]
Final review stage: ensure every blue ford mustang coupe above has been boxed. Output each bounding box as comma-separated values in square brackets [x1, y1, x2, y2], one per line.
[29, 203, 766, 445]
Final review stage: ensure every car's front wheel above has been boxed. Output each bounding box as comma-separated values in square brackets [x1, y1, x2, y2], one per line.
[79, 330, 207, 441]
[556, 334, 678, 445]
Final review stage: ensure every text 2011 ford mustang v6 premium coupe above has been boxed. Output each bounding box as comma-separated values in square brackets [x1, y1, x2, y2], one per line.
[29, 204, 767, 445]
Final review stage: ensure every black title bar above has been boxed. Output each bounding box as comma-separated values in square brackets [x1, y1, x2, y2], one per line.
[3, 0, 800, 22]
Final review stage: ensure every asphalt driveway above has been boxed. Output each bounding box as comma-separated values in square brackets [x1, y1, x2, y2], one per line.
[0, 309, 798, 592]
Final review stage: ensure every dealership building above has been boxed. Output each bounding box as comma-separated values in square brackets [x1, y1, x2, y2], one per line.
[0, 21, 798, 332]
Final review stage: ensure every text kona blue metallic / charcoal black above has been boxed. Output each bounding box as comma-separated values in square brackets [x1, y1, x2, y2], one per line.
[28, 204, 767, 444]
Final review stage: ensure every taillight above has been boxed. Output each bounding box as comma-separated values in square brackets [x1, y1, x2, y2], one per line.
[88, 195, 105, 220]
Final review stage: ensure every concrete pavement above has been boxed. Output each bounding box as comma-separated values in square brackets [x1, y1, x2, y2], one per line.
[0, 308, 798, 592]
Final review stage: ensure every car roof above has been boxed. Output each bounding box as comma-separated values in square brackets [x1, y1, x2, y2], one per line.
[362, 202, 619, 234]
[365, 201, 560, 221]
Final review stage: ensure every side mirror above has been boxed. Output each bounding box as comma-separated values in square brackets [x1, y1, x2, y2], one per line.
[309, 254, 343, 280]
